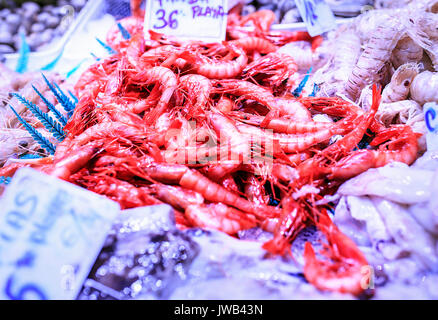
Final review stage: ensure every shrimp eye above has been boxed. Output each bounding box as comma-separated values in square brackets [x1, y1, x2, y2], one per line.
[403, 80, 410, 87]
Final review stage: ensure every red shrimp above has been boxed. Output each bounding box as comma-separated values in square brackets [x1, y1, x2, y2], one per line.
[50, 143, 102, 181]
[79, 175, 159, 209]
[128, 66, 178, 124]
[329, 125, 420, 180]
[303, 211, 369, 296]
[230, 111, 332, 134]
[179, 44, 248, 79]
[185, 203, 257, 235]
[151, 184, 204, 211]
[244, 174, 270, 206]
[239, 10, 276, 34]
[212, 79, 277, 110]
[179, 169, 279, 219]
[262, 197, 308, 256]
[242, 52, 299, 94]
[179, 74, 212, 117]
[229, 37, 277, 54]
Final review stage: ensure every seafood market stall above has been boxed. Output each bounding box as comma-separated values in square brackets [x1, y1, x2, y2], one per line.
[0, 0, 437, 303]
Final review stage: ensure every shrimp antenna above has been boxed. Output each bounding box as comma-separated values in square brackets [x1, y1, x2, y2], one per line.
[12, 93, 66, 142]
[9, 105, 56, 155]
[117, 22, 131, 40]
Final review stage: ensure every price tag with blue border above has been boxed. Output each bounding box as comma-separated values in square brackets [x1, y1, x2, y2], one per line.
[144, 0, 228, 42]
[0, 168, 120, 300]
[294, 0, 336, 37]
[424, 102, 438, 151]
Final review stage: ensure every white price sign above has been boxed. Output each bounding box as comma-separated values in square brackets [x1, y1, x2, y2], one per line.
[0, 168, 120, 300]
[424, 102, 438, 151]
[294, 0, 336, 37]
[144, 0, 228, 42]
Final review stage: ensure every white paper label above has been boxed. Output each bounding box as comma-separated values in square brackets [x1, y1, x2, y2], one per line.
[0, 168, 120, 300]
[144, 0, 228, 42]
[424, 102, 438, 151]
[294, 0, 336, 37]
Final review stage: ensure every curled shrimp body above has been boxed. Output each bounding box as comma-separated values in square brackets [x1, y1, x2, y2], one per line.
[244, 174, 270, 206]
[185, 203, 257, 235]
[329, 126, 419, 180]
[152, 184, 204, 211]
[229, 37, 277, 54]
[230, 112, 332, 134]
[179, 169, 279, 219]
[242, 52, 299, 94]
[50, 143, 102, 181]
[208, 112, 250, 163]
[275, 96, 312, 121]
[239, 10, 276, 34]
[214, 96, 234, 113]
[236, 115, 357, 154]
[303, 211, 369, 296]
[179, 74, 212, 117]
[128, 66, 178, 124]
[179, 45, 248, 79]
[212, 79, 277, 110]
[80, 175, 159, 209]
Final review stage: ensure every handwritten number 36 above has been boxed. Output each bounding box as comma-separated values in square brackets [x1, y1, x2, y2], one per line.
[154, 9, 178, 30]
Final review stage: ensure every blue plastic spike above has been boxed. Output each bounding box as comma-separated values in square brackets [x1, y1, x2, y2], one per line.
[32, 85, 68, 126]
[42, 73, 67, 109]
[41, 48, 64, 71]
[53, 82, 76, 111]
[0, 176, 11, 185]
[9, 105, 56, 155]
[68, 91, 78, 104]
[12, 93, 66, 142]
[117, 22, 131, 40]
[90, 52, 101, 61]
[96, 37, 117, 55]
[41, 74, 75, 116]
[19, 154, 44, 160]
[293, 67, 313, 98]
[309, 83, 320, 97]
[66, 58, 86, 79]
[16, 31, 30, 74]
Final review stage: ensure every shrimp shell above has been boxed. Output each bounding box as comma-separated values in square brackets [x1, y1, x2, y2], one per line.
[410, 70, 438, 104]
[345, 17, 407, 101]
[382, 63, 419, 103]
[391, 37, 424, 69]
[376, 100, 423, 126]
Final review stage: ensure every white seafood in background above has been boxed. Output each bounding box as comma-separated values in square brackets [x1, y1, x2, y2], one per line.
[335, 151, 438, 285]
[410, 71, 438, 105]
[381, 63, 419, 103]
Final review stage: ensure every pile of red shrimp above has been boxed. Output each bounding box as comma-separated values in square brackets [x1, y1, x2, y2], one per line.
[0, 6, 421, 296]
